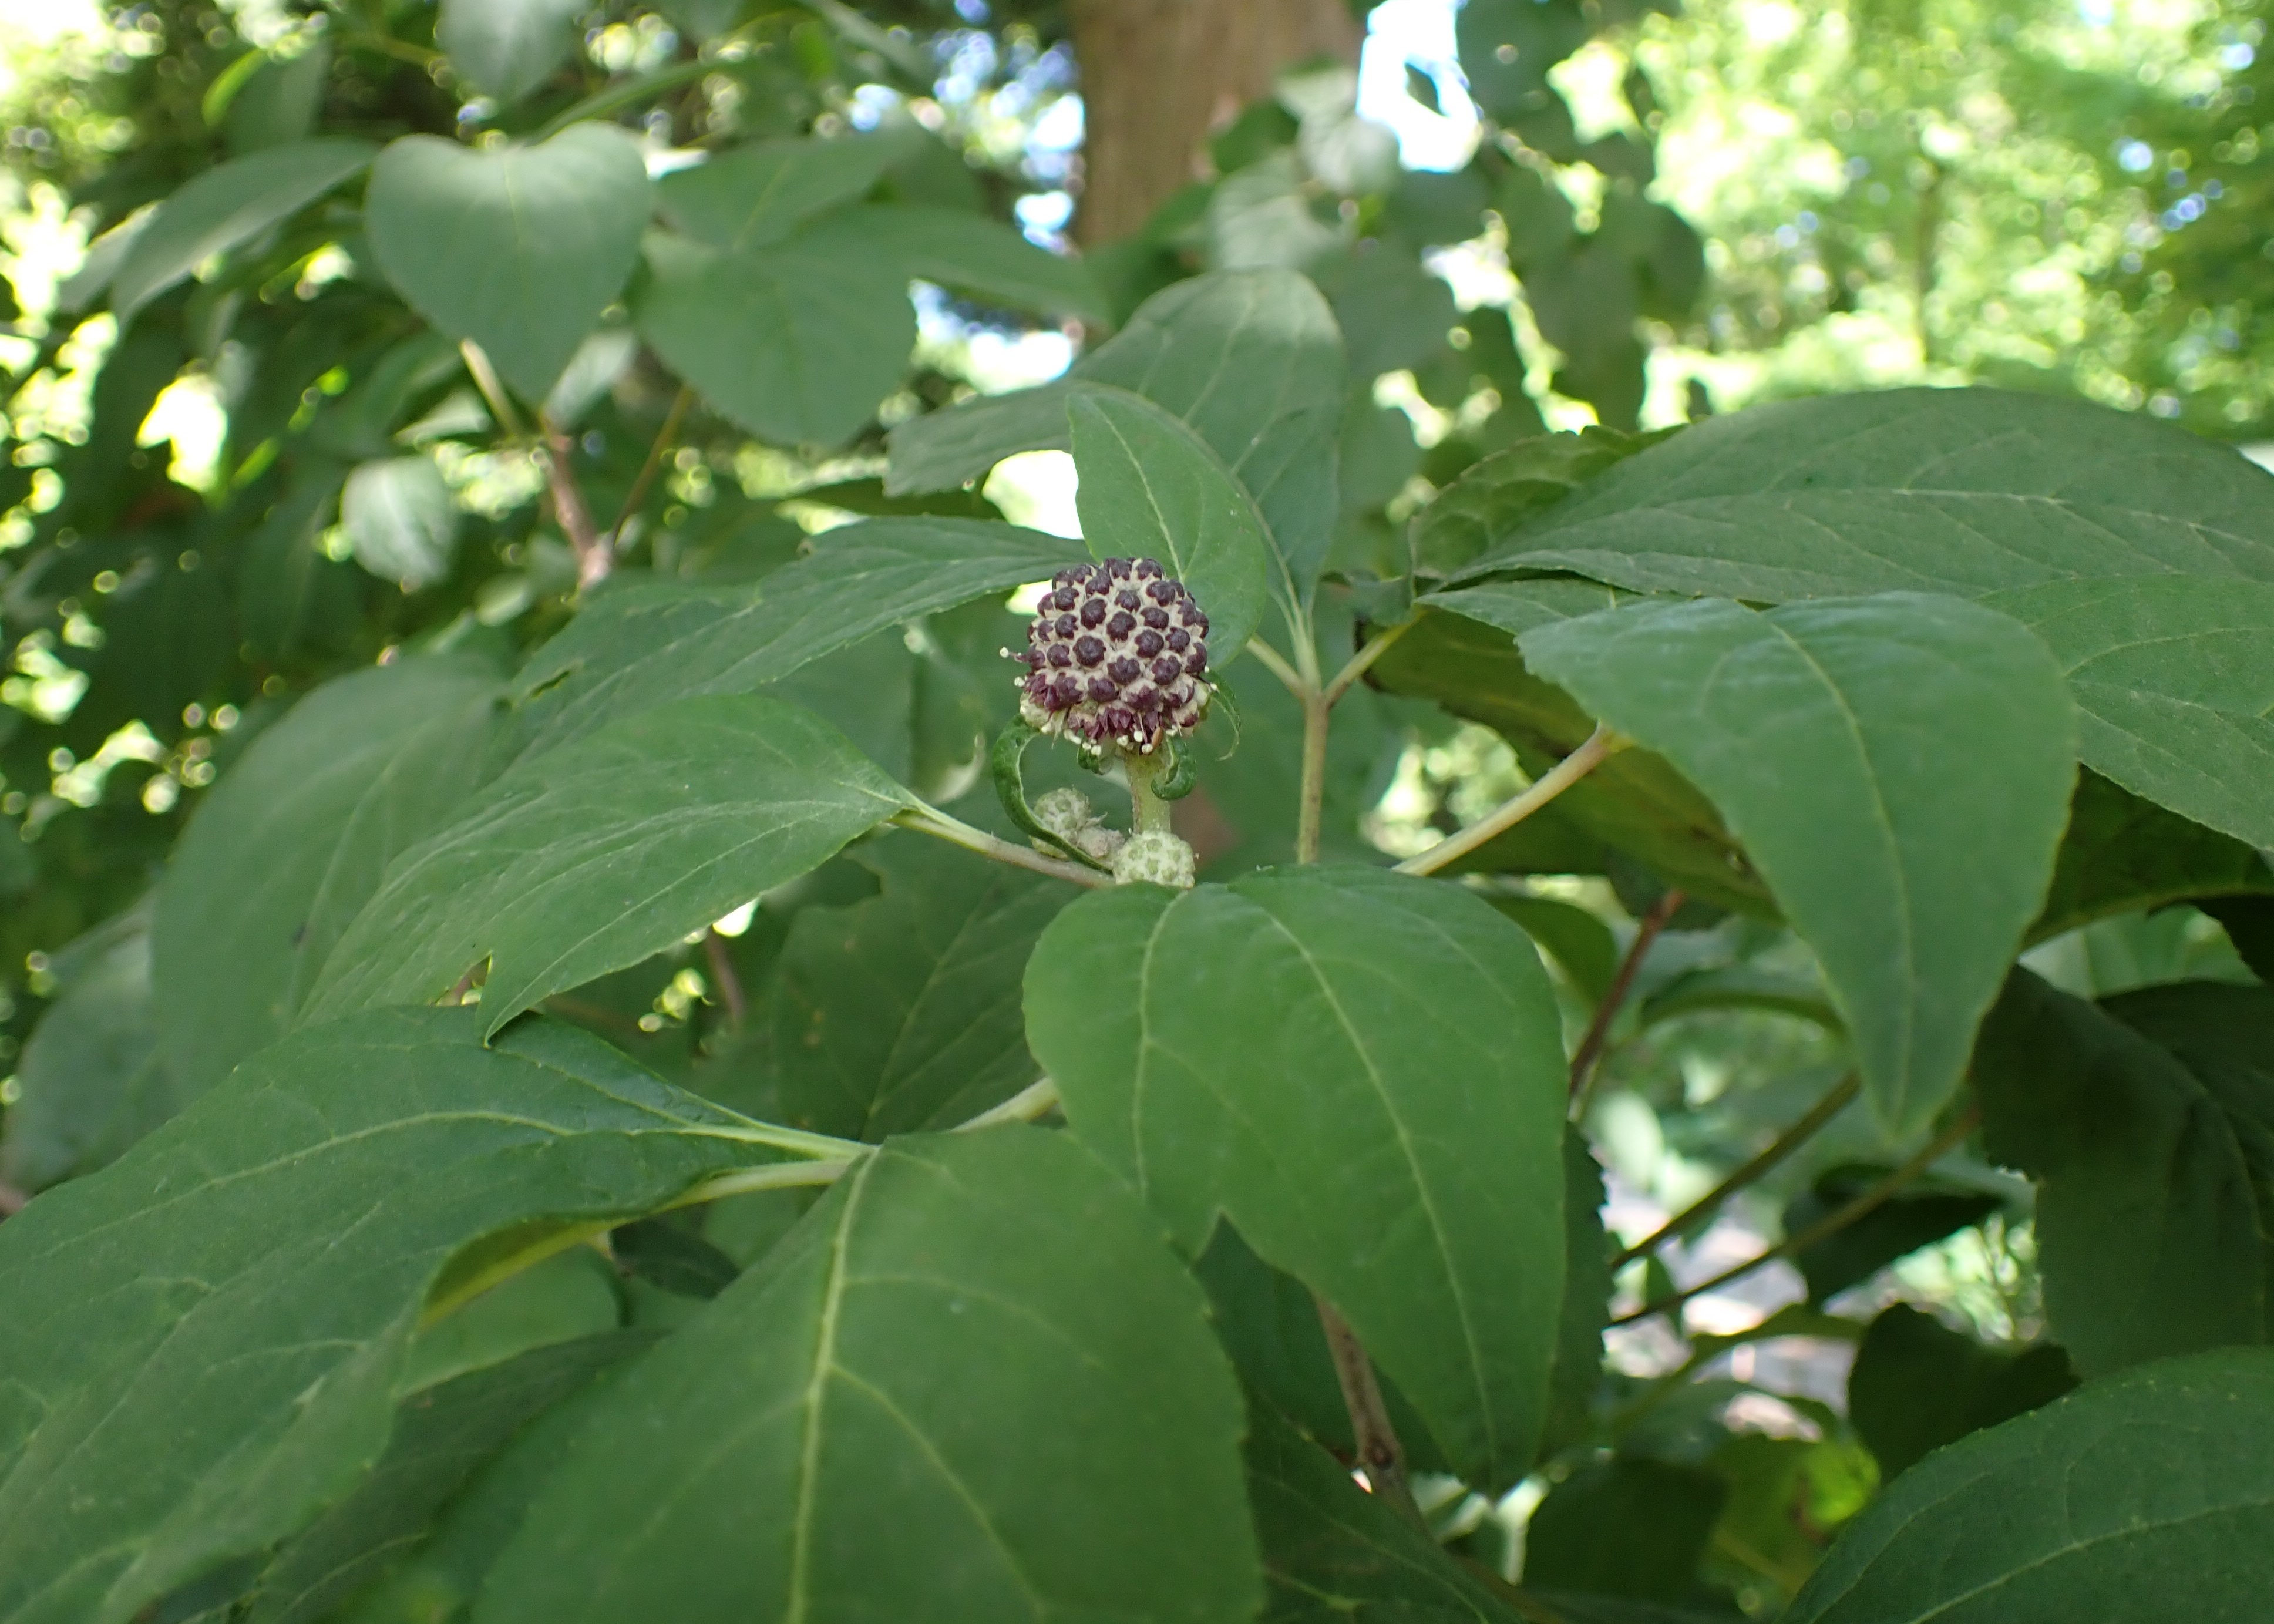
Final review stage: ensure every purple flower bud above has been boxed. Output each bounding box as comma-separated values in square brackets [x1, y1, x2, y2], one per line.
[1013, 556, 1218, 752]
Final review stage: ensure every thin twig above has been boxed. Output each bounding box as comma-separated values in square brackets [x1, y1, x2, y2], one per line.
[1611, 1103, 1982, 1328]
[955, 1076, 1061, 1131]
[894, 806, 1112, 887]
[608, 384, 694, 545]
[458, 340, 527, 439]
[1395, 723, 1622, 879]
[702, 927, 748, 1028]
[1323, 613, 1419, 708]
[1568, 886, 1684, 1108]
[1244, 636, 1309, 702]
[1314, 1293, 1428, 1528]
[540, 411, 611, 590]
[1612, 1072, 1861, 1269]
[1293, 691, 1331, 864]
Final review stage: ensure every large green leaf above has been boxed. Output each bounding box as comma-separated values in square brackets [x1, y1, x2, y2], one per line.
[1244, 1400, 1523, 1623]
[1522, 594, 2077, 1134]
[877, 202, 1108, 321]
[474, 1128, 1262, 1624]
[712, 836, 1073, 1139]
[1784, 1347, 2274, 1622]
[1069, 384, 1274, 653]
[435, 0, 585, 105]
[1369, 606, 1771, 914]
[1976, 972, 2274, 1376]
[307, 695, 916, 1035]
[365, 126, 652, 401]
[502, 516, 1081, 762]
[0, 909, 178, 1192]
[151, 655, 502, 1098]
[240, 1332, 652, 1624]
[1025, 865, 1569, 1488]
[110, 139, 375, 322]
[1983, 576, 2274, 849]
[2030, 769, 2274, 944]
[1451, 389, 2274, 600]
[1522, 1460, 1727, 1608]
[633, 226, 914, 449]
[889, 268, 1348, 593]
[1845, 1304, 2075, 1482]
[0, 1010, 815, 1624]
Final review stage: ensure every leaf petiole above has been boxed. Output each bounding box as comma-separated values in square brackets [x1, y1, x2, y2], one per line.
[893, 805, 1113, 888]
[1394, 721, 1626, 879]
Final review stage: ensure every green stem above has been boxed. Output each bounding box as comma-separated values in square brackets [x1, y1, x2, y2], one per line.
[1612, 1071, 1861, 1269]
[1244, 636, 1308, 701]
[1123, 748, 1176, 836]
[894, 806, 1112, 888]
[1610, 1102, 1982, 1329]
[954, 1076, 1061, 1131]
[1323, 613, 1419, 708]
[1395, 722, 1622, 879]
[1294, 690, 1330, 865]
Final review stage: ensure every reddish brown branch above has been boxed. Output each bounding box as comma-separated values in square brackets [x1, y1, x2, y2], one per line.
[1569, 888, 1684, 1105]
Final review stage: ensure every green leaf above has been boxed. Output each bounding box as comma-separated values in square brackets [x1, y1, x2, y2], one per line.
[0, 1010, 811, 1624]
[1522, 594, 2078, 1135]
[236, 463, 365, 660]
[1974, 971, 2274, 1376]
[1522, 1460, 1727, 1607]
[1414, 431, 1670, 578]
[307, 695, 917, 1035]
[1243, 1399, 1524, 1623]
[502, 516, 1081, 763]
[340, 456, 461, 588]
[657, 130, 921, 250]
[2205, 895, 2274, 983]
[2031, 769, 2274, 944]
[1785, 1347, 2274, 1623]
[1310, 244, 1458, 379]
[712, 835, 1075, 1139]
[436, 0, 585, 105]
[1069, 384, 1274, 653]
[633, 226, 914, 448]
[1783, 1168, 2001, 1304]
[1370, 606, 1772, 915]
[151, 656, 502, 1098]
[1452, 388, 2274, 600]
[474, 1128, 1263, 1624]
[1488, 893, 1619, 1003]
[889, 268, 1348, 594]
[1025, 865, 1569, 1488]
[240, 1333, 652, 1624]
[1846, 1304, 2075, 1482]
[109, 138, 376, 322]
[365, 126, 652, 401]
[1983, 576, 2274, 849]
[0, 909, 180, 1193]
[1539, 1131, 1612, 1461]
[872, 201, 1107, 321]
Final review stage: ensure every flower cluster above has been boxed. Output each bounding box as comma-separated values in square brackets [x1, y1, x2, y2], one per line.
[1010, 557, 1211, 755]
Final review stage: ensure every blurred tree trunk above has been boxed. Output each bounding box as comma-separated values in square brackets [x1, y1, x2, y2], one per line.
[1069, 0, 1362, 246]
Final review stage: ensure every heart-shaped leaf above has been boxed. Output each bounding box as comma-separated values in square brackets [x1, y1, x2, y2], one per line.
[340, 456, 460, 588]
[436, 0, 586, 105]
[365, 125, 652, 401]
[1521, 593, 2077, 1135]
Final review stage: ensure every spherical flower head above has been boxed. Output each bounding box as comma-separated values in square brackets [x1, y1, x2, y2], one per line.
[1010, 557, 1213, 756]
[1030, 786, 1123, 863]
[1112, 828, 1196, 889]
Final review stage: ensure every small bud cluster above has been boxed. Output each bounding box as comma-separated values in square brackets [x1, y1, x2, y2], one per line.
[1008, 557, 1211, 755]
[1030, 786, 1123, 865]
[1112, 829, 1197, 889]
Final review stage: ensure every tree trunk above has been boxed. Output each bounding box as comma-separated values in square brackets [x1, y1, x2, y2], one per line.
[1069, 0, 1362, 247]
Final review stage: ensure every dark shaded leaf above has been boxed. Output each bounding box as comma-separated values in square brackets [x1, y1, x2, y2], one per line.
[1846, 1304, 2075, 1481]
